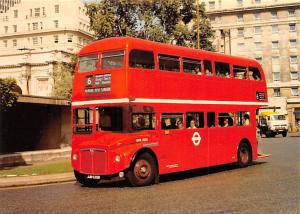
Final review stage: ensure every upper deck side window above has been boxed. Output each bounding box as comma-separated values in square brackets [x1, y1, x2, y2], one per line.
[129, 49, 155, 69]
[158, 54, 180, 72]
[79, 54, 98, 72]
[249, 66, 262, 81]
[233, 65, 247, 80]
[183, 58, 202, 75]
[204, 60, 213, 76]
[215, 61, 230, 78]
[101, 50, 124, 70]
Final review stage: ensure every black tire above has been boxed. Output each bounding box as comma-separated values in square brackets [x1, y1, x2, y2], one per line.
[126, 153, 158, 187]
[282, 131, 287, 137]
[265, 131, 272, 138]
[237, 142, 252, 168]
[74, 170, 100, 186]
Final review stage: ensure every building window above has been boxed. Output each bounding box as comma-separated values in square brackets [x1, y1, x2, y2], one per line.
[237, 0, 243, 7]
[255, 42, 262, 51]
[13, 25, 17, 32]
[32, 37, 38, 45]
[272, 56, 280, 64]
[254, 12, 260, 20]
[272, 41, 279, 50]
[237, 43, 245, 52]
[40, 37, 43, 45]
[237, 28, 244, 37]
[289, 39, 297, 48]
[255, 0, 261, 3]
[13, 40, 17, 47]
[67, 34, 73, 43]
[291, 88, 299, 96]
[13, 10, 18, 18]
[32, 22, 38, 30]
[34, 8, 40, 17]
[288, 9, 295, 17]
[4, 26, 8, 33]
[274, 88, 280, 97]
[3, 40, 7, 48]
[54, 35, 59, 43]
[291, 72, 298, 81]
[237, 14, 243, 22]
[289, 23, 296, 32]
[254, 26, 262, 35]
[54, 20, 59, 28]
[27, 23, 30, 31]
[271, 11, 277, 19]
[209, 1, 215, 9]
[42, 7, 46, 16]
[40, 22, 43, 30]
[290, 56, 298, 64]
[255, 57, 262, 64]
[55, 4, 59, 13]
[272, 25, 279, 34]
[273, 72, 280, 81]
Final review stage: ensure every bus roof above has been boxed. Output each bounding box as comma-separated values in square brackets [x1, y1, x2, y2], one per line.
[79, 37, 260, 67]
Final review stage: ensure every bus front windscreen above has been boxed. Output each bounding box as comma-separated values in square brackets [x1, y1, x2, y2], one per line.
[272, 115, 286, 120]
[79, 55, 98, 72]
[97, 107, 123, 132]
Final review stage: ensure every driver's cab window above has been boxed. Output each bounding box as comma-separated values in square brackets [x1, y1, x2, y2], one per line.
[96, 107, 123, 131]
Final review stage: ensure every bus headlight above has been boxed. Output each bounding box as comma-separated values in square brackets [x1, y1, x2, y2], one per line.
[115, 155, 121, 162]
[72, 154, 78, 161]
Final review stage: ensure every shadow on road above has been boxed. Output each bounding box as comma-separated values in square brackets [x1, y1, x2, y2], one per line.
[76, 161, 267, 189]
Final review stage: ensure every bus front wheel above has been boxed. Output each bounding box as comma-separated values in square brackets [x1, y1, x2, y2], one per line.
[74, 170, 100, 186]
[126, 153, 158, 187]
[237, 142, 252, 168]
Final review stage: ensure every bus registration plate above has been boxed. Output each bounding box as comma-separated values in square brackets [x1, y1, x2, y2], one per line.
[87, 175, 101, 179]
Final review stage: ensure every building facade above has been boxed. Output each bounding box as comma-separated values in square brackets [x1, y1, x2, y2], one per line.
[0, 0, 94, 96]
[201, 0, 300, 130]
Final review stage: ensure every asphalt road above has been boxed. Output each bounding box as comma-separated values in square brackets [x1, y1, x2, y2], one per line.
[1, 135, 299, 214]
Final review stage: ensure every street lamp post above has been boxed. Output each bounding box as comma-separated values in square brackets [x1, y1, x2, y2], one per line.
[197, 0, 200, 49]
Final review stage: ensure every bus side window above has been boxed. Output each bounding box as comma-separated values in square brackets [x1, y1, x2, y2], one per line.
[233, 65, 247, 80]
[161, 113, 183, 129]
[204, 60, 213, 76]
[129, 50, 155, 69]
[158, 54, 180, 72]
[236, 112, 250, 126]
[215, 62, 230, 78]
[183, 58, 202, 75]
[186, 112, 204, 128]
[218, 112, 234, 127]
[132, 113, 156, 130]
[249, 66, 262, 81]
[101, 50, 124, 70]
[207, 112, 215, 127]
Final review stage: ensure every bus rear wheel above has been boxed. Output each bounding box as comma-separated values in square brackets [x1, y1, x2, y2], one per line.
[74, 170, 100, 186]
[237, 143, 252, 168]
[126, 153, 157, 187]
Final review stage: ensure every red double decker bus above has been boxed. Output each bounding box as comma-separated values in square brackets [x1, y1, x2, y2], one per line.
[71, 37, 268, 186]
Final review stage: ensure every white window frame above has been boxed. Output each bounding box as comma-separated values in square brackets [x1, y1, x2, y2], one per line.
[289, 39, 297, 48]
[272, 72, 280, 82]
[272, 41, 279, 50]
[272, 25, 278, 34]
[274, 88, 280, 97]
[289, 23, 296, 32]
[290, 72, 298, 81]
[290, 56, 298, 64]
[254, 26, 262, 35]
[291, 88, 299, 96]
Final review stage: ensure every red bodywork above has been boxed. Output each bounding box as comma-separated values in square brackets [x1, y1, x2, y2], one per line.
[71, 37, 268, 176]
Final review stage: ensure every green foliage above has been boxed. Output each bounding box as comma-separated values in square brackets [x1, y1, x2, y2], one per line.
[51, 54, 77, 100]
[86, 0, 214, 50]
[0, 78, 19, 112]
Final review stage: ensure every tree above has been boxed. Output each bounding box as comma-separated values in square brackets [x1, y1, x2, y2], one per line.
[51, 54, 77, 100]
[0, 78, 19, 112]
[86, 0, 214, 50]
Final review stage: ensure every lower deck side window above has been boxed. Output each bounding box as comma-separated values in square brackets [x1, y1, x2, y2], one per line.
[132, 113, 156, 130]
[74, 108, 93, 134]
[161, 113, 183, 129]
[236, 112, 250, 126]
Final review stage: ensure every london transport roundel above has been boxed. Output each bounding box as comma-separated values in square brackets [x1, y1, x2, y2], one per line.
[192, 132, 201, 146]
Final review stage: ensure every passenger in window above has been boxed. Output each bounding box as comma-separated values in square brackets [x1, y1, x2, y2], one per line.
[134, 116, 145, 130]
[188, 119, 197, 129]
[195, 66, 202, 75]
[225, 72, 230, 78]
[223, 118, 229, 127]
[176, 120, 184, 129]
[243, 114, 250, 126]
[205, 69, 213, 76]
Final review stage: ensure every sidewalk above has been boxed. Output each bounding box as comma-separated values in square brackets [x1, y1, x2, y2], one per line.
[0, 172, 75, 188]
[0, 147, 75, 188]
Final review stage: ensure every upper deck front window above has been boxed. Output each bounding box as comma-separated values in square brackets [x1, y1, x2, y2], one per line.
[79, 55, 98, 72]
[101, 50, 124, 70]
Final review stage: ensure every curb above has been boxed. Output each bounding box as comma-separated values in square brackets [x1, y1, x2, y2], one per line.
[0, 172, 75, 188]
